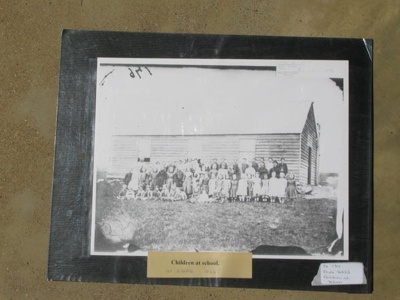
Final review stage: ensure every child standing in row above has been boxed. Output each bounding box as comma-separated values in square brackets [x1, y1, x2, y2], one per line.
[286, 173, 298, 200]
[269, 171, 288, 203]
[252, 172, 262, 202]
[261, 174, 269, 201]
[245, 173, 253, 201]
[201, 173, 210, 194]
[237, 173, 248, 202]
[183, 168, 193, 196]
[192, 177, 201, 199]
[221, 174, 231, 203]
[214, 174, 224, 200]
[268, 171, 279, 203]
[208, 173, 217, 197]
[230, 174, 239, 202]
[278, 172, 287, 203]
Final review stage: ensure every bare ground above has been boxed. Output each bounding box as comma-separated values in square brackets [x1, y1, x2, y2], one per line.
[94, 181, 338, 256]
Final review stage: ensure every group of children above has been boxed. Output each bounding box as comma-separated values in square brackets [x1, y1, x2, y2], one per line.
[118, 157, 298, 204]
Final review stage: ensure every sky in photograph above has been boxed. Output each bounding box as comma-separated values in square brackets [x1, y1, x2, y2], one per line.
[95, 61, 347, 173]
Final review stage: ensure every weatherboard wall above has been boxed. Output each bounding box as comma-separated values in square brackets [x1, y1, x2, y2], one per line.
[300, 104, 319, 185]
[107, 134, 304, 183]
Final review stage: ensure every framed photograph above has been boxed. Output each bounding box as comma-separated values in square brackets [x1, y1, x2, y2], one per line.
[48, 30, 372, 293]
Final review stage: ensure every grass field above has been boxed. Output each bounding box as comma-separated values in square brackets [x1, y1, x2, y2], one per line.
[94, 181, 338, 256]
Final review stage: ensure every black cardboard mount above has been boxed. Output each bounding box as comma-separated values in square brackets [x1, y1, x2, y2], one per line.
[48, 30, 373, 293]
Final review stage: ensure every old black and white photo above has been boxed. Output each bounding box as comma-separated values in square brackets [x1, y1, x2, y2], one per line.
[91, 58, 349, 260]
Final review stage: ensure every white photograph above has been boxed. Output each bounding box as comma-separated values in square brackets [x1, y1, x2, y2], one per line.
[91, 58, 349, 260]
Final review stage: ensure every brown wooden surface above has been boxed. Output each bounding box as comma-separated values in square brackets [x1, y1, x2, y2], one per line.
[0, 1, 397, 299]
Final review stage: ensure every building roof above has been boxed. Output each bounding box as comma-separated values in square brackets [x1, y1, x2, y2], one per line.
[114, 101, 315, 136]
[211, 101, 315, 135]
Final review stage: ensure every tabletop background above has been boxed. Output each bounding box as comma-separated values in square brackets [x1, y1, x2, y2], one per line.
[0, 1, 397, 299]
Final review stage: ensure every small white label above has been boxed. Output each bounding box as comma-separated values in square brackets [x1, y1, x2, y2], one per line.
[320, 262, 364, 285]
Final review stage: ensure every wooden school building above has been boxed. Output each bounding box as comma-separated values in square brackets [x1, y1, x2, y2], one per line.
[107, 101, 320, 186]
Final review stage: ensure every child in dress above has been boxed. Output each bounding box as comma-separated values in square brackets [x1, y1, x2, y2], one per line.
[165, 165, 176, 191]
[209, 162, 219, 179]
[214, 173, 224, 201]
[192, 177, 201, 200]
[261, 174, 269, 202]
[218, 162, 228, 179]
[127, 167, 139, 195]
[286, 173, 298, 201]
[208, 173, 217, 197]
[183, 169, 193, 197]
[252, 172, 262, 202]
[221, 174, 231, 203]
[227, 164, 235, 179]
[237, 173, 248, 202]
[246, 172, 253, 202]
[160, 184, 169, 201]
[197, 172, 205, 190]
[278, 172, 287, 203]
[202, 172, 210, 195]
[230, 174, 239, 202]
[268, 171, 279, 203]
[138, 165, 148, 190]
